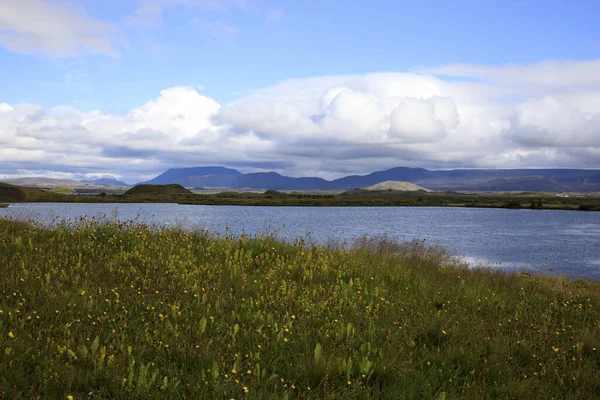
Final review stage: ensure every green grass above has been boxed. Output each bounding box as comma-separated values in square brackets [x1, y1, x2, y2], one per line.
[1, 218, 600, 399]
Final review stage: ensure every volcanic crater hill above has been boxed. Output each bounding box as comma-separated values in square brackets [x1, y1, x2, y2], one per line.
[139, 166, 600, 192]
[0, 182, 61, 202]
[365, 181, 432, 192]
[124, 184, 193, 196]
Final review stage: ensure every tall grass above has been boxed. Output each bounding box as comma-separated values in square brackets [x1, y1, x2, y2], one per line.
[1, 218, 599, 399]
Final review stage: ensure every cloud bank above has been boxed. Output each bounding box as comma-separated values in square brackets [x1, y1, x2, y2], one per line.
[0, 0, 120, 56]
[1, 60, 600, 182]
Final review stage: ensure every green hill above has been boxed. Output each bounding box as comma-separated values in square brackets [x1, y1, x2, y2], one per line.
[0, 182, 61, 202]
[124, 184, 192, 196]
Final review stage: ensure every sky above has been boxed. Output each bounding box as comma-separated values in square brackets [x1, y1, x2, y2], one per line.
[1, 0, 600, 183]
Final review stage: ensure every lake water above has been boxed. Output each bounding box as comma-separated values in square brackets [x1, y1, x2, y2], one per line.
[2, 203, 600, 280]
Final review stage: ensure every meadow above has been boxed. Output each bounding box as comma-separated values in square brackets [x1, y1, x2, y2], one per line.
[1, 218, 600, 399]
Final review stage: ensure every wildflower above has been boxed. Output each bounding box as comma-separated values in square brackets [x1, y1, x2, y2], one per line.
[247, 370, 252, 375]
[8, 331, 14, 339]
[67, 396, 73, 400]
[243, 386, 249, 393]
[441, 330, 447, 335]
[347, 381, 351, 385]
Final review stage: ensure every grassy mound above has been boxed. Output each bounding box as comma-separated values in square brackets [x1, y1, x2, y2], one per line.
[124, 184, 192, 196]
[0, 182, 60, 202]
[1, 219, 599, 399]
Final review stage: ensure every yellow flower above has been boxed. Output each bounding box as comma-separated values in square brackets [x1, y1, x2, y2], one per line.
[441, 330, 447, 335]
[67, 396, 74, 400]
[246, 369, 252, 375]
[243, 386, 249, 393]
[8, 331, 14, 339]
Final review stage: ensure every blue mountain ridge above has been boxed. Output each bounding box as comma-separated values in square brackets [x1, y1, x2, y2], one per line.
[138, 166, 600, 192]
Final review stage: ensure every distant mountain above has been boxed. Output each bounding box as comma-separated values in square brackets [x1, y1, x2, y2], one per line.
[143, 166, 241, 185]
[457, 177, 568, 192]
[82, 178, 129, 187]
[142, 165, 600, 192]
[330, 167, 433, 189]
[1, 177, 102, 189]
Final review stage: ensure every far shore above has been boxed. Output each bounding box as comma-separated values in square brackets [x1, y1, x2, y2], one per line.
[2, 190, 600, 212]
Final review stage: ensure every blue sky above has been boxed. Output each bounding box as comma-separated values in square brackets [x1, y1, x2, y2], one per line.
[3, 0, 599, 111]
[1, 0, 600, 181]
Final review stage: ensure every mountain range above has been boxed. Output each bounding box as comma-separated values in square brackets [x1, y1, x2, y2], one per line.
[2, 166, 600, 192]
[142, 166, 600, 192]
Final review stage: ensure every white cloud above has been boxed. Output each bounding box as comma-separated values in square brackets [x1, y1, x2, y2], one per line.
[0, 0, 120, 57]
[424, 60, 600, 88]
[1, 59, 600, 181]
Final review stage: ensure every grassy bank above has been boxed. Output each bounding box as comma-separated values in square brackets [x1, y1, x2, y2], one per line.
[0, 203, 8, 208]
[1, 219, 600, 399]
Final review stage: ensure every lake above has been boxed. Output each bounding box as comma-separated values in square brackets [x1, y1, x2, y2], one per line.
[2, 203, 600, 280]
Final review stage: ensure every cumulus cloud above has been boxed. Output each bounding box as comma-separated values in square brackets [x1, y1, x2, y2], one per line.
[1, 60, 600, 181]
[0, 0, 120, 56]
